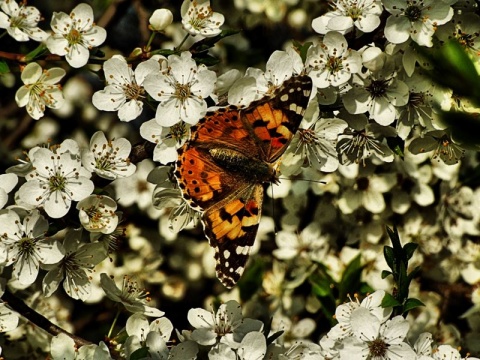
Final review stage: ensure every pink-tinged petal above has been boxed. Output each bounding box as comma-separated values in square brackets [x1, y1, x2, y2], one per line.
[118, 100, 143, 122]
[65, 44, 90, 68]
[92, 86, 126, 111]
[21, 62, 42, 84]
[46, 35, 69, 56]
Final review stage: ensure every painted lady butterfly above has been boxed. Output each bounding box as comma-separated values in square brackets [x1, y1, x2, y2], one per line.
[175, 75, 313, 288]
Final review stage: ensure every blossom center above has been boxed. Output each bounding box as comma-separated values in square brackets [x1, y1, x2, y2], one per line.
[123, 83, 145, 101]
[366, 79, 389, 98]
[356, 177, 370, 191]
[66, 28, 83, 45]
[409, 91, 424, 107]
[174, 83, 192, 101]
[169, 122, 188, 144]
[299, 128, 319, 145]
[404, 4, 423, 22]
[368, 338, 388, 357]
[49, 174, 67, 192]
[18, 236, 35, 256]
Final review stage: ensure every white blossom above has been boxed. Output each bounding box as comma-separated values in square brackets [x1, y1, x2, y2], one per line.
[0, 0, 48, 41]
[149, 8, 173, 32]
[181, 0, 224, 37]
[15, 62, 66, 120]
[77, 195, 119, 234]
[82, 131, 136, 180]
[17, 145, 94, 218]
[144, 51, 216, 127]
[92, 55, 163, 122]
[47, 3, 107, 68]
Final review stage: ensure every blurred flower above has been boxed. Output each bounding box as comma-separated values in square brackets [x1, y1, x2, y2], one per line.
[47, 3, 107, 68]
[92, 55, 163, 122]
[77, 195, 119, 234]
[17, 146, 94, 218]
[140, 120, 190, 164]
[0, 0, 48, 41]
[149, 8, 173, 32]
[181, 0, 224, 37]
[43, 228, 107, 301]
[0, 209, 64, 286]
[82, 131, 136, 180]
[383, 0, 453, 47]
[235, 0, 299, 22]
[50, 333, 112, 360]
[0, 278, 19, 332]
[15, 62, 66, 120]
[306, 31, 362, 88]
[144, 51, 216, 126]
[0, 173, 17, 209]
[312, 0, 383, 34]
[100, 273, 164, 317]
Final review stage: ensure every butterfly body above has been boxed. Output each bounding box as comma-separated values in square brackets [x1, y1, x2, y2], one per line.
[175, 75, 313, 288]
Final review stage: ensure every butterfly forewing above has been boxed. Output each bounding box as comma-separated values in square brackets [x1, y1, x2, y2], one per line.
[175, 75, 313, 288]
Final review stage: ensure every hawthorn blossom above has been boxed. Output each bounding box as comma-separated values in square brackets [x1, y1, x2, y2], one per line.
[408, 130, 465, 165]
[50, 333, 112, 360]
[47, 3, 107, 68]
[342, 69, 409, 126]
[339, 309, 416, 359]
[100, 273, 164, 317]
[312, 0, 383, 35]
[82, 131, 136, 180]
[92, 55, 163, 122]
[306, 31, 362, 88]
[0, 278, 19, 332]
[15, 62, 66, 120]
[77, 195, 119, 234]
[0, 173, 17, 209]
[144, 51, 216, 126]
[43, 228, 107, 301]
[0, 0, 48, 41]
[383, 0, 453, 47]
[17, 146, 94, 218]
[187, 300, 263, 347]
[181, 0, 224, 37]
[0, 209, 64, 286]
[140, 120, 190, 164]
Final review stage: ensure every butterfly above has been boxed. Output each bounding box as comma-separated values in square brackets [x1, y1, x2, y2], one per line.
[174, 75, 313, 288]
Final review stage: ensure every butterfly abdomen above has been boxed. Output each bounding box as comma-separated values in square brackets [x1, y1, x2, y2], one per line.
[209, 147, 275, 183]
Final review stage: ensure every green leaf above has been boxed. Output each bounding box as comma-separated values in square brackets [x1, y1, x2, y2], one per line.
[238, 258, 264, 301]
[189, 29, 241, 53]
[381, 293, 401, 308]
[387, 136, 405, 159]
[403, 298, 425, 313]
[383, 246, 395, 272]
[130, 347, 150, 360]
[0, 60, 9, 74]
[292, 40, 313, 63]
[339, 254, 364, 301]
[403, 243, 418, 261]
[381, 270, 392, 279]
[192, 53, 220, 66]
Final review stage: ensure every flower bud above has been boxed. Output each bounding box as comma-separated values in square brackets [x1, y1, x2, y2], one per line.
[149, 9, 173, 32]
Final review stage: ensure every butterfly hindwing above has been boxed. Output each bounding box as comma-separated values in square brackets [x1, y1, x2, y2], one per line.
[175, 75, 313, 288]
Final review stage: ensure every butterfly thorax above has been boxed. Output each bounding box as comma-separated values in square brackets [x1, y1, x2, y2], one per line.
[208, 147, 278, 184]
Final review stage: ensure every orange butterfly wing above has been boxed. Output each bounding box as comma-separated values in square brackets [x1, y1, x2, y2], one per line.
[175, 75, 312, 288]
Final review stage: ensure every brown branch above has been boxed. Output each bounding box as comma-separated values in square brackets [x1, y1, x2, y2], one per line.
[2, 289, 92, 347]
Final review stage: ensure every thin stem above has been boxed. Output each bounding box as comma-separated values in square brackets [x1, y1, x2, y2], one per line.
[107, 310, 121, 338]
[176, 33, 190, 51]
[145, 32, 156, 51]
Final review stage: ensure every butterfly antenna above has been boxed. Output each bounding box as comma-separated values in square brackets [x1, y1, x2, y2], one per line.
[277, 177, 327, 185]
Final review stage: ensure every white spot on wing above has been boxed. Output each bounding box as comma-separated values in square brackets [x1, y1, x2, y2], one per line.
[235, 245, 250, 255]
